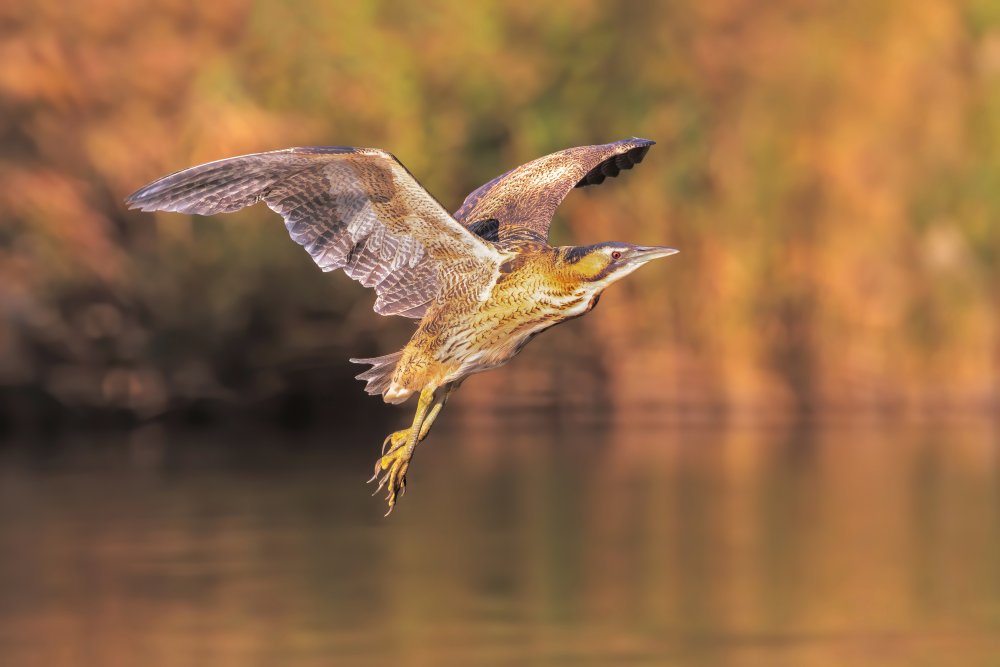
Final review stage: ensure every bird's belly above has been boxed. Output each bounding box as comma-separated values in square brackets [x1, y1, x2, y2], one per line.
[449, 334, 535, 379]
[439, 293, 591, 381]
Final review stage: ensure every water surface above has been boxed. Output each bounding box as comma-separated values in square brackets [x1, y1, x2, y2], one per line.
[1, 416, 998, 666]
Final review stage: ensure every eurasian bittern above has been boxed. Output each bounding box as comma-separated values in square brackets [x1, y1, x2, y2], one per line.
[126, 138, 677, 513]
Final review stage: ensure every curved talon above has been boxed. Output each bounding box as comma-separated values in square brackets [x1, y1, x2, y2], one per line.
[385, 464, 408, 514]
[369, 460, 388, 492]
[369, 443, 413, 514]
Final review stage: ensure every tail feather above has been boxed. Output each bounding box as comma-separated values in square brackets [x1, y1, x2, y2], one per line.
[349, 351, 403, 397]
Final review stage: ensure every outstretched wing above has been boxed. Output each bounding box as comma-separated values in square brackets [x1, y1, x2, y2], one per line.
[126, 146, 501, 319]
[455, 138, 654, 242]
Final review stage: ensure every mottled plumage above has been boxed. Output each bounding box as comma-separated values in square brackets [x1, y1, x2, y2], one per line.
[126, 138, 677, 514]
[455, 138, 654, 239]
[127, 146, 499, 319]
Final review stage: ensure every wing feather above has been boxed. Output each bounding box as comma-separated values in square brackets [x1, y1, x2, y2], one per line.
[126, 147, 501, 318]
[456, 138, 654, 241]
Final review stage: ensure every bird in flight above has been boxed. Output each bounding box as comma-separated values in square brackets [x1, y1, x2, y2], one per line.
[126, 138, 678, 514]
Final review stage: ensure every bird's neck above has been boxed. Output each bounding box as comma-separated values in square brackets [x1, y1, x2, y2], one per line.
[497, 245, 602, 302]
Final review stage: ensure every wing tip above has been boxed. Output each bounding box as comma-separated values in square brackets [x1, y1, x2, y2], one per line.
[625, 137, 655, 147]
[574, 137, 656, 189]
[124, 184, 156, 210]
[123, 189, 154, 211]
[124, 184, 181, 213]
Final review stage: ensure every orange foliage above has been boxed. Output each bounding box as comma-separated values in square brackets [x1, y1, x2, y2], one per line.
[0, 0, 997, 422]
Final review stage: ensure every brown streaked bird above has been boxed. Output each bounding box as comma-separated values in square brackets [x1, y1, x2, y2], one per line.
[126, 138, 677, 514]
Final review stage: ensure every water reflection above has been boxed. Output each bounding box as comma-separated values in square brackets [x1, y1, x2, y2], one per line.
[0, 417, 998, 666]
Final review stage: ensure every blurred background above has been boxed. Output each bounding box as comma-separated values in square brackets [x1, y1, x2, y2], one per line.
[1, 1, 999, 665]
[2, 0, 998, 424]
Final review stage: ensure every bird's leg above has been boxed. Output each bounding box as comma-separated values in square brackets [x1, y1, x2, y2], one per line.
[413, 380, 460, 441]
[375, 380, 460, 456]
[370, 384, 452, 515]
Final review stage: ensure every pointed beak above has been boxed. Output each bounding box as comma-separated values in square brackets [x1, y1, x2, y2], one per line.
[629, 246, 679, 265]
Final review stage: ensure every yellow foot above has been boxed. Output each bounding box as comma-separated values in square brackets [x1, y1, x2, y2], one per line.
[368, 436, 412, 515]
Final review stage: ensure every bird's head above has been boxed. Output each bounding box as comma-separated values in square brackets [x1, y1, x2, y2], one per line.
[560, 242, 679, 292]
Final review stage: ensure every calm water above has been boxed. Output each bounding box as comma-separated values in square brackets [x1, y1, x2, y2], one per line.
[0, 416, 998, 666]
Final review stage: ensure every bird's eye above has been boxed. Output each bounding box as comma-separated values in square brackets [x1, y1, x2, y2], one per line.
[611, 251, 622, 260]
